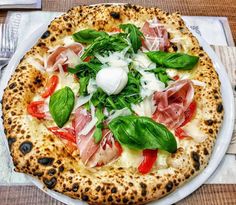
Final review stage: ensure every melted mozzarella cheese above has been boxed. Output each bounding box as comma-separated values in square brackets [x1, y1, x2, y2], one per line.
[107, 108, 132, 122]
[182, 118, 207, 143]
[63, 35, 75, 46]
[114, 148, 143, 168]
[133, 51, 156, 69]
[131, 96, 156, 117]
[140, 71, 165, 98]
[156, 150, 169, 169]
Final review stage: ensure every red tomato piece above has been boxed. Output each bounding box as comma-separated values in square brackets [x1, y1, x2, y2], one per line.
[115, 141, 123, 156]
[138, 149, 158, 174]
[112, 27, 122, 32]
[48, 127, 76, 144]
[41, 75, 59, 98]
[173, 75, 180, 81]
[27, 101, 45, 119]
[175, 127, 189, 139]
[181, 101, 197, 127]
[83, 56, 91, 62]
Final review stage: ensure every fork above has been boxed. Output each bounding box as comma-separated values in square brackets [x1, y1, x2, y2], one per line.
[0, 24, 17, 74]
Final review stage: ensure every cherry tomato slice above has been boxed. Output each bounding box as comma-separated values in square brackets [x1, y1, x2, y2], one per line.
[27, 101, 45, 119]
[175, 127, 189, 139]
[138, 149, 158, 174]
[115, 141, 123, 156]
[181, 101, 197, 127]
[48, 127, 76, 144]
[83, 56, 91, 62]
[173, 75, 180, 81]
[111, 27, 122, 32]
[41, 75, 59, 98]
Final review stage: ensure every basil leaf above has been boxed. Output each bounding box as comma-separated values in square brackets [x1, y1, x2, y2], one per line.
[81, 33, 129, 60]
[49, 87, 75, 128]
[93, 107, 105, 143]
[68, 62, 101, 78]
[147, 68, 171, 86]
[79, 77, 90, 96]
[109, 115, 177, 153]
[72, 29, 108, 44]
[119, 24, 144, 53]
[146, 51, 199, 70]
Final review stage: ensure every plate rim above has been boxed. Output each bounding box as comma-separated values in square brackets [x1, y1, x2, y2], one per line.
[0, 6, 234, 205]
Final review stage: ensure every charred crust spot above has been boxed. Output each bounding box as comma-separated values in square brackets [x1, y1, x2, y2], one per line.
[37, 42, 46, 47]
[69, 169, 75, 173]
[129, 182, 134, 186]
[111, 187, 117, 193]
[9, 82, 16, 89]
[5, 104, 10, 110]
[110, 11, 120, 19]
[123, 198, 129, 203]
[47, 168, 56, 176]
[96, 186, 101, 192]
[140, 182, 147, 196]
[209, 128, 213, 134]
[217, 103, 223, 113]
[50, 37, 56, 42]
[19, 141, 33, 155]
[108, 195, 113, 202]
[72, 183, 79, 192]
[82, 195, 89, 201]
[204, 148, 209, 155]
[43, 177, 57, 189]
[205, 119, 214, 126]
[33, 76, 42, 85]
[191, 151, 200, 170]
[8, 137, 16, 149]
[165, 181, 173, 192]
[59, 165, 64, 172]
[85, 187, 89, 192]
[41, 30, 50, 39]
[33, 172, 44, 177]
[38, 157, 54, 166]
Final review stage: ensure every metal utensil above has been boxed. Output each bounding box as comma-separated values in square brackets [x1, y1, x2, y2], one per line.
[0, 24, 17, 74]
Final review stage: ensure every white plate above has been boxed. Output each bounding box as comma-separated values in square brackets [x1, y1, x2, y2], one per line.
[0, 11, 234, 205]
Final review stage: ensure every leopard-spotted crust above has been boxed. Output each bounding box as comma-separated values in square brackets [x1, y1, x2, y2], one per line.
[2, 4, 223, 205]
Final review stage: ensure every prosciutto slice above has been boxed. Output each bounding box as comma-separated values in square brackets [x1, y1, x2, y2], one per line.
[152, 79, 194, 129]
[47, 43, 83, 71]
[141, 21, 170, 51]
[74, 107, 120, 167]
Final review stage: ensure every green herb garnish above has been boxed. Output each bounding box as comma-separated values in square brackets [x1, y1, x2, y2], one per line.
[146, 51, 199, 70]
[49, 87, 75, 128]
[109, 115, 177, 153]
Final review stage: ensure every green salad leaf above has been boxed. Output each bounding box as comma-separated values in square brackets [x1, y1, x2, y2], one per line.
[72, 29, 108, 44]
[90, 70, 142, 111]
[146, 51, 199, 70]
[93, 107, 105, 143]
[81, 33, 130, 60]
[49, 87, 75, 128]
[109, 115, 177, 153]
[119, 23, 144, 53]
[147, 68, 171, 86]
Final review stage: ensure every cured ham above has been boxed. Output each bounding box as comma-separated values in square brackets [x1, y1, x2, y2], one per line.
[46, 43, 83, 71]
[152, 79, 194, 129]
[141, 20, 170, 51]
[74, 107, 120, 167]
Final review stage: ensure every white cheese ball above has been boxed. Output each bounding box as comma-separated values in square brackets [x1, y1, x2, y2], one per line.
[96, 67, 128, 95]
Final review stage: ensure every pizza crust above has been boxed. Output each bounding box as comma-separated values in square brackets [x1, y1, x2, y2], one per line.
[2, 4, 223, 205]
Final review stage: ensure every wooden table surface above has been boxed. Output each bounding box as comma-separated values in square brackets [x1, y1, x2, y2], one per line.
[0, 0, 236, 205]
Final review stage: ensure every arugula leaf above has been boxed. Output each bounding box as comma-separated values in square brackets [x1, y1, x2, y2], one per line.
[148, 68, 171, 86]
[146, 51, 199, 70]
[109, 115, 177, 153]
[81, 33, 130, 60]
[49, 87, 75, 128]
[90, 70, 142, 111]
[93, 107, 105, 143]
[68, 61, 101, 78]
[79, 77, 90, 96]
[119, 24, 144, 53]
[72, 29, 108, 44]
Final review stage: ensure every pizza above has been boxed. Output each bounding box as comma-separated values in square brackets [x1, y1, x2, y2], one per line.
[2, 4, 224, 205]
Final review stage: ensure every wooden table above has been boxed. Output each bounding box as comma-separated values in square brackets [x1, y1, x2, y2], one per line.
[0, 0, 236, 205]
